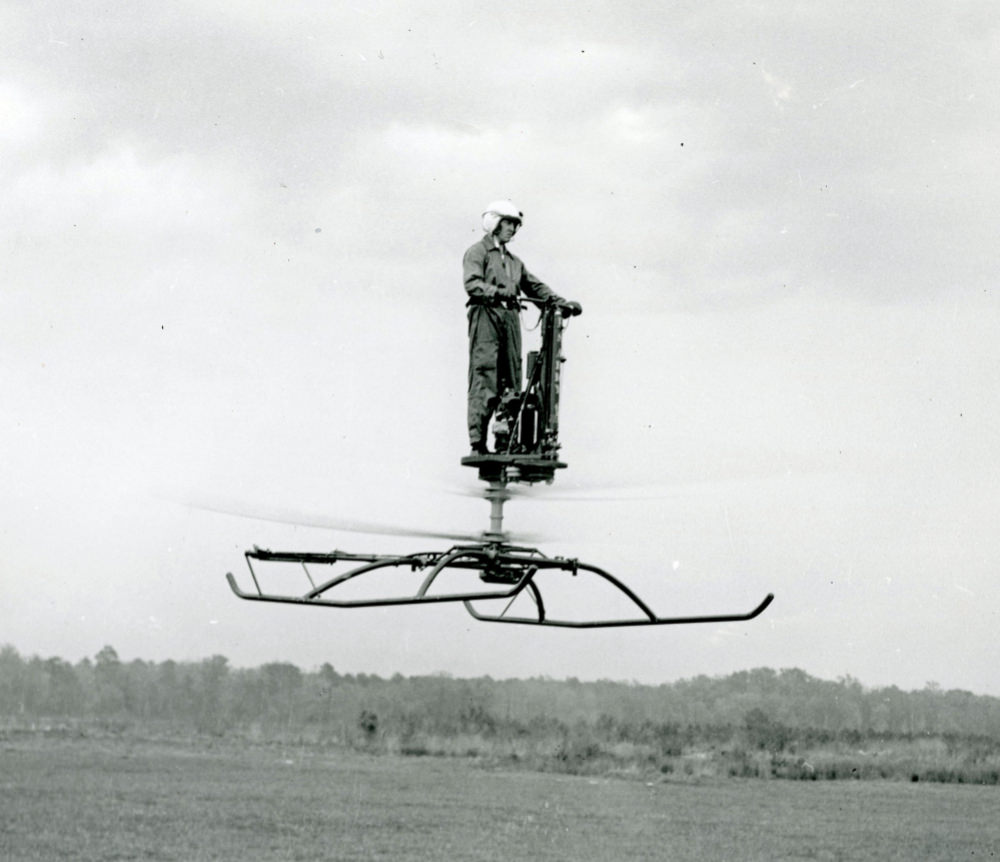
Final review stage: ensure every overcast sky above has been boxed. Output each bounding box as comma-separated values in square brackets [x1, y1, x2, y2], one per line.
[3, 1, 998, 694]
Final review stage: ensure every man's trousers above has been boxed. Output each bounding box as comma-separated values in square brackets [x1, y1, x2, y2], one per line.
[467, 305, 522, 446]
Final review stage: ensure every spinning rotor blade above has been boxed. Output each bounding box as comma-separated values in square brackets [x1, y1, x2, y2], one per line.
[170, 495, 538, 544]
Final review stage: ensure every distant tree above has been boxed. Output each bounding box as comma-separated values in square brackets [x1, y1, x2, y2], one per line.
[259, 662, 303, 729]
[156, 660, 180, 720]
[94, 645, 125, 716]
[123, 659, 154, 719]
[0, 644, 27, 714]
[74, 657, 96, 713]
[43, 657, 84, 715]
[22, 656, 50, 715]
[309, 663, 341, 729]
[744, 707, 792, 752]
[194, 655, 230, 734]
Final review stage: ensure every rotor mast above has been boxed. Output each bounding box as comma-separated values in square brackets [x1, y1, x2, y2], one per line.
[483, 480, 511, 541]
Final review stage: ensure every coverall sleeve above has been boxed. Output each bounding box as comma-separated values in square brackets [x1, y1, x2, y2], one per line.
[519, 264, 562, 304]
[463, 243, 497, 299]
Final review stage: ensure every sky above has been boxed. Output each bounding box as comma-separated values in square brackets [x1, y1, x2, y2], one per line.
[3, 1, 999, 695]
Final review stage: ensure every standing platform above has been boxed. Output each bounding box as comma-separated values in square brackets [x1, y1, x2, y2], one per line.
[460, 453, 566, 484]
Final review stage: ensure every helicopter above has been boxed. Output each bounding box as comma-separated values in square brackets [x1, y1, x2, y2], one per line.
[225, 296, 774, 627]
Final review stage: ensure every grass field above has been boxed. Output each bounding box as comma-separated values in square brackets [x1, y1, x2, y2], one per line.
[1, 735, 998, 861]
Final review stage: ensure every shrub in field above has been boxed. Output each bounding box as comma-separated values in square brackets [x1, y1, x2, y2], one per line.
[553, 732, 603, 773]
[357, 709, 379, 739]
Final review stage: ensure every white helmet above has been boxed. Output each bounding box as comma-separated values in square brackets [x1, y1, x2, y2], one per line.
[482, 199, 523, 234]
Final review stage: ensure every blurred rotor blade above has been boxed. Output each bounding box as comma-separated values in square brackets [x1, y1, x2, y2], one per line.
[165, 494, 539, 544]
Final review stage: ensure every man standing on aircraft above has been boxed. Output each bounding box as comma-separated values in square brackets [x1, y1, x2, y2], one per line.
[463, 200, 582, 455]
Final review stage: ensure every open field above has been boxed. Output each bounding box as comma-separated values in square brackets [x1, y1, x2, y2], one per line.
[1, 735, 997, 861]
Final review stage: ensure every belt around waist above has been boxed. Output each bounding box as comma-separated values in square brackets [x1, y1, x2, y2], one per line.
[467, 296, 520, 310]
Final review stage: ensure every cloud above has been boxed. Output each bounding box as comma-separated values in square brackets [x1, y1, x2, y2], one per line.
[10, 1, 993, 311]
[8, 143, 248, 237]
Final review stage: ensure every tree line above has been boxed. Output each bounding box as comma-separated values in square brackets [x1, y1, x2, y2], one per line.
[2, 643, 998, 741]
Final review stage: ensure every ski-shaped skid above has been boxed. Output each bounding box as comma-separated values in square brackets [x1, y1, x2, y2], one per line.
[465, 578, 774, 627]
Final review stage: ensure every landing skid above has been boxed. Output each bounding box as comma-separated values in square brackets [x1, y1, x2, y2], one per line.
[226, 544, 774, 628]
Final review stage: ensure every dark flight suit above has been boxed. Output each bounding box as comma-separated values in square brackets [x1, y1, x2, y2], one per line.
[463, 234, 561, 448]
